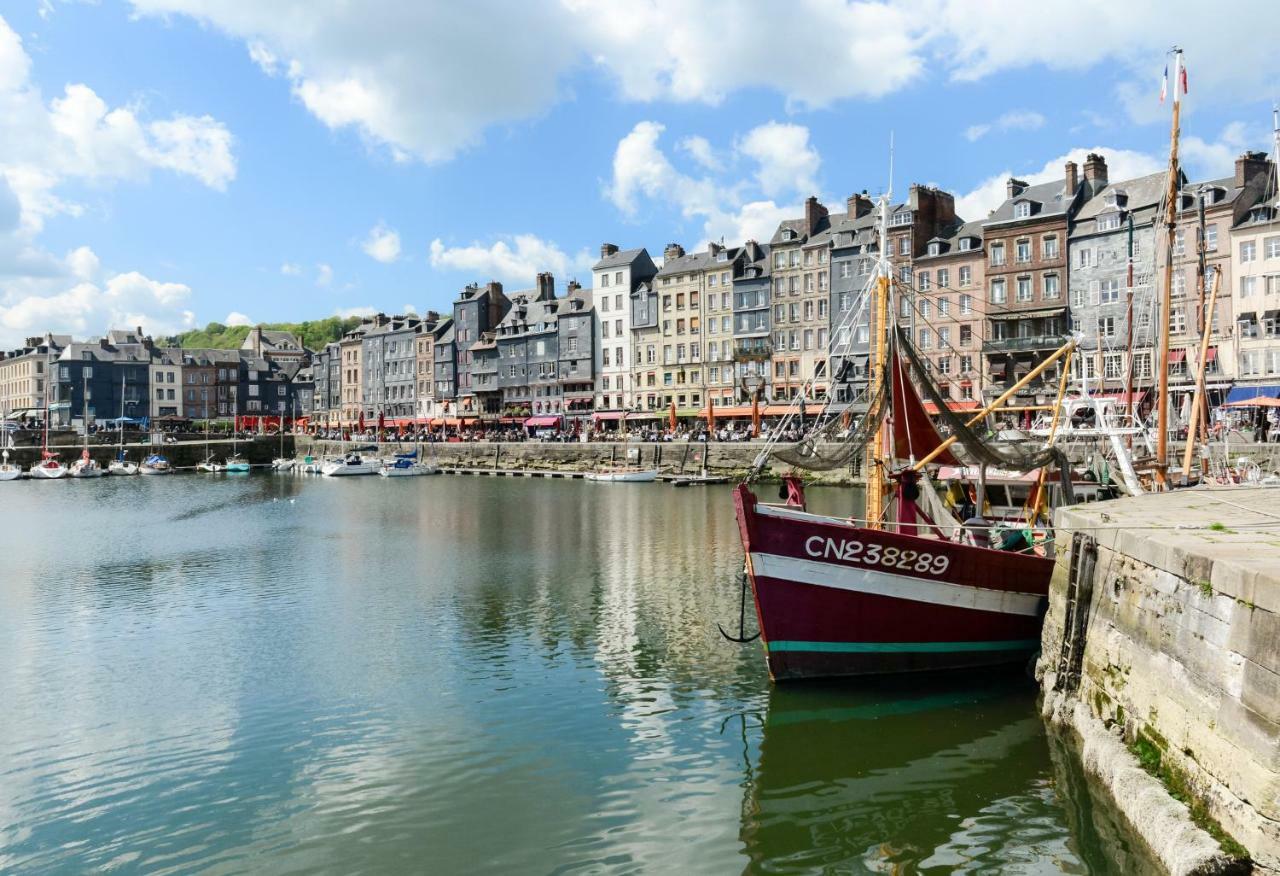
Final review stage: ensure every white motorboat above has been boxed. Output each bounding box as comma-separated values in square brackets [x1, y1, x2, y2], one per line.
[69, 449, 105, 478]
[272, 457, 296, 471]
[108, 454, 138, 476]
[379, 457, 438, 477]
[585, 468, 659, 483]
[30, 452, 67, 479]
[140, 454, 172, 475]
[196, 456, 225, 473]
[322, 451, 377, 477]
[0, 449, 21, 481]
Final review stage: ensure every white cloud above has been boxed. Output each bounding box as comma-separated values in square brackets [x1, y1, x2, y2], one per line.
[429, 235, 591, 285]
[0, 249, 197, 346]
[224, 310, 253, 326]
[361, 221, 401, 263]
[737, 121, 820, 198]
[403, 303, 416, 313]
[963, 109, 1046, 142]
[677, 135, 719, 171]
[316, 263, 333, 286]
[279, 261, 302, 275]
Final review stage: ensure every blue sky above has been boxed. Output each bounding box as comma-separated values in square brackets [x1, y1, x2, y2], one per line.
[0, 0, 1276, 345]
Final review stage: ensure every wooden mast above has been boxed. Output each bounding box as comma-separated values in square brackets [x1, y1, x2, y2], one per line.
[1155, 47, 1184, 489]
[864, 195, 891, 529]
[1179, 266, 1221, 483]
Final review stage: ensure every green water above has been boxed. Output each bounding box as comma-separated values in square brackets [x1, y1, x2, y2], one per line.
[0, 475, 1150, 874]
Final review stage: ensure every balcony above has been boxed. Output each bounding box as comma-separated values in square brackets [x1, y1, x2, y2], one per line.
[982, 334, 1068, 354]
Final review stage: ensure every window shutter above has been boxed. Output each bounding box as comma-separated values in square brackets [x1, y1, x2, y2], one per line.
[1089, 281, 1101, 306]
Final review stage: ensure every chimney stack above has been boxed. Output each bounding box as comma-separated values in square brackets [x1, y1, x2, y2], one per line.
[1236, 151, 1270, 188]
[804, 196, 828, 235]
[707, 241, 722, 258]
[1006, 178, 1028, 199]
[567, 279, 582, 293]
[1083, 153, 1108, 196]
[535, 271, 555, 301]
[1065, 160, 1079, 196]
[846, 192, 873, 219]
[664, 242, 685, 262]
[600, 242, 619, 260]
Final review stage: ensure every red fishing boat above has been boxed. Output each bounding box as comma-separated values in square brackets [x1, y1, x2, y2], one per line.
[729, 198, 1069, 681]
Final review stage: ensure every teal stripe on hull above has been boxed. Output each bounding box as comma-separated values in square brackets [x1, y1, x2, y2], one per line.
[766, 639, 1039, 654]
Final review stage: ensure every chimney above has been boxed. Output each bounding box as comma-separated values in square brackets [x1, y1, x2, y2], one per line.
[1083, 153, 1108, 195]
[1236, 151, 1270, 188]
[1006, 178, 1028, 199]
[664, 242, 685, 262]
[846, 192, 873, 219]
[804, 196, 828, 234]
[600, 242, 619, 259]
[567, 279, 582, 293]
[535, 271, 555, 301]
[1064, 160, 1078, 196]
[707, 241, 722, 258]
[485, 280, 504, 297]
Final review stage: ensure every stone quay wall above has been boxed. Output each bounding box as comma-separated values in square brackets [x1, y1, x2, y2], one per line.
[3, 436, 289, 469]
[1039, 488, 1280, 873]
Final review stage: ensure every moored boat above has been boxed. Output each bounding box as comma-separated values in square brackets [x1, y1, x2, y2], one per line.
[322, 451, 377, 477]
[140, 454, 171, 475]
[30, 451, 67, 479]
[69, 449, 105, 478]
[224, 454, 251, 473]
[108, 452, 138, 476]
[0, 448, 21, 481]
[378, 451, 437, 477]
[585, 468, 658, 483]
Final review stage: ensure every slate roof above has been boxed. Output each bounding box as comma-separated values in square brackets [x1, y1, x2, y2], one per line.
[914, 219, 982, 262]
[984, 179, 1073, 226]
[593, 247, 645, 271]
[1074, 172, 1166, 222]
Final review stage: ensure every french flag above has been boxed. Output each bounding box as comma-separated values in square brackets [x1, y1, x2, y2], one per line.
[1160, 65, 1168, 103]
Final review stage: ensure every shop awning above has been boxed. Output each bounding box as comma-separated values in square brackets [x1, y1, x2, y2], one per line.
[592, 411, 625, 422]
[1225, 384, 1280, 403]
[1168, 349, 1186, 364]
[525, 415, 562, 427]
[697, 406, 754, 418]
[1238, 311, 1258, 324]
[626, 411, 662, 420]
[987, 306, 1066, 321]
[1205, 346, 1218, 363]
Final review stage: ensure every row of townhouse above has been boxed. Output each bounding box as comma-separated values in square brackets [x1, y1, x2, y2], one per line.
[308, 273, 599, 426]
[572, 148, 1277, 419]
[0, 327, 313, 427]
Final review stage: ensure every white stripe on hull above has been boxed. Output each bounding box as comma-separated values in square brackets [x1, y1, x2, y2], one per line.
[749, 551, 1044, 617]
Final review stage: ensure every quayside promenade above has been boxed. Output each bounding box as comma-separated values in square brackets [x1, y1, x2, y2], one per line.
[1041, 487, 1280, 874]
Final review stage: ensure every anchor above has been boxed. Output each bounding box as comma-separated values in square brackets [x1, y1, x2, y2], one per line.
[718, 567, 760, 643]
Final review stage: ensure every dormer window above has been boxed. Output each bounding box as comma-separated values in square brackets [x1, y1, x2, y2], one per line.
[1180, 193, 1195, 211]
[782, 229, 796, 241]
[1096, 213, 1122, 232]
[716, 251, 728, 262]
[927, 242, 942, 256]
[958, 237, 974, 252]
[1014, 201, 1032, 219]
[890, 211, 912, 227]
[1106, 190, 1128, 208]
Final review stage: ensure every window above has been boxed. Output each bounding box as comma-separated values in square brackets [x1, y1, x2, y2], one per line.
[990, 279, 1006, 304]
[891, 211, 912, 227]
[1096, 214, 1121, 232]
[1015, 239, 1031, 263]
[938, 297, 950, 316]
[990, 243, 1005, 267]
[928, 242, 941, 256]
[601, 274, 610, 288]
[918, 328, 930, 348]
[1134, 353, 1152, 379]
[958, 237, 973, 252]
[1099, 279, 1120, 304]
[1016, 276, 1032, 301]
[1175, 229, 1186, 255]
[898, 237, 910, 256]
[1170, 308, 1186, 334]
[959, 325, 972, 347]
[938, 327, 951, 347]
[1043, 274, 1060, 299]
[615, 272, 623, 285]
[1266, 236, 1280, 259]
[1241, 276, 1258, 297]
[918, 272, 931, 291]
[1205, 225, 1218, 251]
[958, 266, 971, 287]
[1042, 236, 1059, 259]
[1099, 316, 1117, 338]
[899, 266, 911, 283]
[938, 356, 951, 374]
[1014, 202, 1031, 219]
[774, 252, 785, 269]
[1242, 241, 1257, 263]
[920, 300, 931, 319]
[839, 262, 852, 279]
[1076, 248, 1092, 268]
[1172, 272, 1186, 297]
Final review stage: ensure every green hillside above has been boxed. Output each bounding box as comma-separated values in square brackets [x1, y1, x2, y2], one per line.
[170, 316, 364, 351]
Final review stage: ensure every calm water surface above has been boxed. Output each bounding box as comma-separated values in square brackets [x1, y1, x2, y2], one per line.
[0, 475, 1149, 874]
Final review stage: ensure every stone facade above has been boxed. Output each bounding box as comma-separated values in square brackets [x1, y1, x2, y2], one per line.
[731, 241, 772, 402]
[0, 333, 67, 418]
[912, 221, 986, 404]
[1232, 200, 1280, 386]
[593, 244, 657, 411]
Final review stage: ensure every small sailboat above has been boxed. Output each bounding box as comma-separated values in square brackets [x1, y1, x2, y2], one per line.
[196, 419, 223, 472]
[108, 375, 137, 475]
[0, 406, 21, 480]
[69, 376, 104, 478]
[585, 408, 658, 482]
[378, 449, 437, 477]
[272, 401, 296, 470]
[140, 453, 172, 475]
[224, 422, 250, 472]
[30, 384, 65, 479]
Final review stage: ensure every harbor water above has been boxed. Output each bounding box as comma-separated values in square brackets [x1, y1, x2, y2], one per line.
[0, 475, 1151, 873]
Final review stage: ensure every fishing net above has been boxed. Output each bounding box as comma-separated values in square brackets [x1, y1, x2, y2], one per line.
[771, 379, 886, 472]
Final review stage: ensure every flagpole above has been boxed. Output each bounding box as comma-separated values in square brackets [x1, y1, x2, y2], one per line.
[1155, 47, 1184, 490]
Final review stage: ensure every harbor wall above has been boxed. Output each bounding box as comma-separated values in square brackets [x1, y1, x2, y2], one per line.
[3, 436, 289, 469]
[297, 438, 864, 484]
[1039, 488, 1280, 873]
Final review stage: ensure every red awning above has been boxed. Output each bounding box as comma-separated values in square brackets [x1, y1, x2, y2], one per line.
[1169, 349, 1187, 363]
[524, 415, 562, 427]
[697, 406, 754, 418]
[592, 411, 625, 421]
[499, 416, 522, 424]
[1205, 346, 1218, 362]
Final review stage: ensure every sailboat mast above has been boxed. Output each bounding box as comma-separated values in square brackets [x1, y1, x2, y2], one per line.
[864, 193, 892, 529]
[1155, 47, 1184, 489]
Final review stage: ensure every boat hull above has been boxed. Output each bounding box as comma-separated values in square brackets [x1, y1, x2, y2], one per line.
[733, 484, 1053, 681]
[108, 463, 138, 476]
[30, 464, 66, 479]
[0, 466, 22, 481]
[585, 469, 658, 483]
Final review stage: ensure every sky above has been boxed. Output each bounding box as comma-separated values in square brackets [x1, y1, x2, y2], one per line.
[0, 0, 1277, 347]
